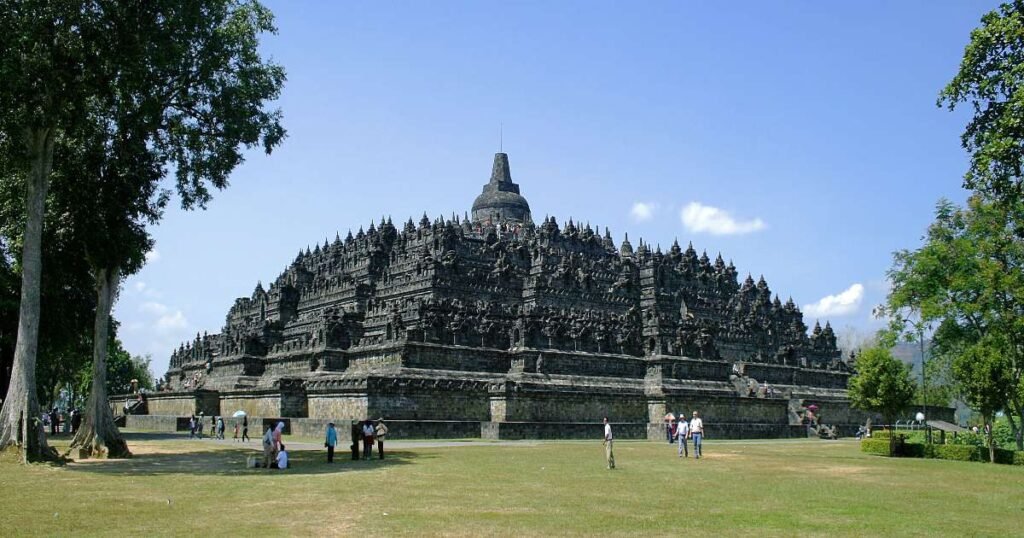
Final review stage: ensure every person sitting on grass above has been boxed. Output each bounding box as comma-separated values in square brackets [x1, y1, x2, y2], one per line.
[276, 443, 288, 469]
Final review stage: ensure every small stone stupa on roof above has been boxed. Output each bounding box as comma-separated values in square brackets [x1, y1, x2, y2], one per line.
[471, 153, 532, 224]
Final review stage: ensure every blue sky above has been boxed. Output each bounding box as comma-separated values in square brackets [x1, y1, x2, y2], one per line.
[115, 1, 997, 377]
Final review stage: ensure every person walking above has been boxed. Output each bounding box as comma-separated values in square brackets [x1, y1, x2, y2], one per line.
[262, 425, 275, 468]
[233, 422, 240, 442]
[374, 418, 389, 460]
[690, 411, 704, 459]
[602, 417, 615, 470]
[273, 422, 285, 454]
[188, 415, 196, 439]
[677, 415, 690, 458]
[361, 420, 375, 460]
[242, 415, 250, 442]
[325, 422, 338, 463]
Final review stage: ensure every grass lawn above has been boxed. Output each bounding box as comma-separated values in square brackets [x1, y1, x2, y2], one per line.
[2, 433, 1022, 536]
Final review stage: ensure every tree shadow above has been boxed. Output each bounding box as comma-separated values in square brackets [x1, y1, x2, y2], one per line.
[63, 432, 428, 477]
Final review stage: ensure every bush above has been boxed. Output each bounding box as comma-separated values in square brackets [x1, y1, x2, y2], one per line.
[950, 431, 986, 447]
[932, 444, 981, 462]
[993, 447, 1017, 465]
[861, 436, 1024, 464]
[860, 439, 893, 456]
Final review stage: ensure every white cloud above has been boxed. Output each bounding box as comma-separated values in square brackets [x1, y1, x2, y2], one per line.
[140, 301, 169, 316]
[156, 310, 188, 331]
[630, 202, 657, 222]
[133, 281, 147, 293]
[680, 202, 765, 235]
[803, 283, 865, 318]
[145, 249, 161, 263]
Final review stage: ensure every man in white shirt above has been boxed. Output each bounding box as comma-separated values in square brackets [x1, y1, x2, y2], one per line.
[690, 411, 704, 459]
[602, 417, 615, 470]
[677, 416, 690, 458]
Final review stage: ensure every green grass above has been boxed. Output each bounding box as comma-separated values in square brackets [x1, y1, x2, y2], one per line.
[2, 434, 1023, 537]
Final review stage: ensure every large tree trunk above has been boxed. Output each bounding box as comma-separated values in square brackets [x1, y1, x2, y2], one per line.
[71, 266, 130, 458]
[984, 413, 995, 464]
[0, 128, 56, 462]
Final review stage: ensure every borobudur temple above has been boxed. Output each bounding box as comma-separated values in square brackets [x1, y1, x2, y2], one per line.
[147, 153, 869, 439]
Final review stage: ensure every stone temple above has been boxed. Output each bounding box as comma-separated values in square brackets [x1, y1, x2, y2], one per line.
[147, 153, 867, 439]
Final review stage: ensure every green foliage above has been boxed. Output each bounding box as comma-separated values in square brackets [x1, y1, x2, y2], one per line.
[860, 439, 892, 456]
[933, 444, 984, 462]
[941, 0, 1024, 202]
[951, 431, 987, 447]
[882, 196, 1024, 452]
[848, 346, 916, 426]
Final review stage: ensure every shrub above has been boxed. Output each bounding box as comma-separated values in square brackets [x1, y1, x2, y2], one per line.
[1014, 451, 1024, 466]
[950, 431, 985, 447]
[860, 439, 892, 456]
[932, 444, 981, 462]
[993, 447, 1017, 465]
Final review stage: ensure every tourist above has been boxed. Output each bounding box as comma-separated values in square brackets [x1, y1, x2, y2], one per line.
[188, 415, 196, 439]
[197, 412, 205, 438]
[49, 408, 59, 436]
[666, 417, 673, 444]
[233, 422, 240, 441]
[217, 416, 225, 440]
[351, 423, 361, 460]
[276, 443, 288, 469]
[361, 420, 375, 460]
[325, 422, 338, 463]
[211, 415, 218, 439]
[70, 408, 81, 434]
[677, 415, 690, 458]
[602, 417, 615, 469]
[262, 425, 275, 468]
[375, 418, 389, 460]
[273, 421, 285, 453]
[242, 415, 250, 442]
[690, 411, 704, 459]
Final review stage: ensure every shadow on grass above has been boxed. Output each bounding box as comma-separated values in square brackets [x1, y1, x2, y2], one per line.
[62, 432, 427, 477]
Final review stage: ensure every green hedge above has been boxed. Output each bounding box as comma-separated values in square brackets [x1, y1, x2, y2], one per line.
[860, 439, 1024, 465]
[860, 439, 892, 456]
[932, 444, 982, 462]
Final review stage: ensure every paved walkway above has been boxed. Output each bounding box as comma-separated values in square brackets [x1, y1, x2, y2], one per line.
[124, 431, 541, 451]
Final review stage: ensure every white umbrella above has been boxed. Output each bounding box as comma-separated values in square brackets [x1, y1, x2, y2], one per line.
[232, 410, 247, 418]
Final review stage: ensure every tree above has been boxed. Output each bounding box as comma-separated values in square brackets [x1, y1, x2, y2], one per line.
[0, 0, 285, 461]
[882, 196, 1024, 458]
[953, 337, 1014, 462]
[941, 0, 1024, 206]
[0, 1, 106, 460]
[848, 345, 916, 456]
[62, 1, 285, 459]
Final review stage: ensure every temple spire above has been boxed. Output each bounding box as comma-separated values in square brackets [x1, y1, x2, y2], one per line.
[490, 152, 512, 184]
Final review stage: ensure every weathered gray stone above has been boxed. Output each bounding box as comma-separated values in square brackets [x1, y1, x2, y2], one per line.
[143, 153, 876, 439]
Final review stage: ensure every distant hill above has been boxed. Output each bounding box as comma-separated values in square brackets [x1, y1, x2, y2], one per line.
[890, 341, 925, 375]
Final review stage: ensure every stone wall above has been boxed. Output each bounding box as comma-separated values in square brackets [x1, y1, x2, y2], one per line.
[220, 391, 283, 418]
[494, 388, 647, 423]
[144, 391, 220, 416]
[307, 394, 368, 420]
[483, 421, 648, 440]
[368, 383, 490, 421]
[664, 395, 791, 426]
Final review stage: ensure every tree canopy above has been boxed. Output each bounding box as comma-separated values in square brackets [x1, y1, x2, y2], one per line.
[848, 345, 916, 455]
[882, 196, 1024, 458]
[941, 0, 1024, 205]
